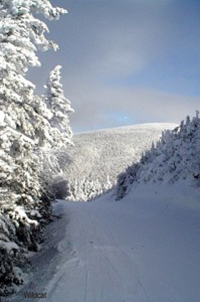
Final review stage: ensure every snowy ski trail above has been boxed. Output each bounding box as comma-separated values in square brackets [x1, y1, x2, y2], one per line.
[10, 185, 200, 302]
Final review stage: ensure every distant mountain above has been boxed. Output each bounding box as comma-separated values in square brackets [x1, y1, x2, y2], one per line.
[116, 112, 200, 200]
[63, 123, 176, 201]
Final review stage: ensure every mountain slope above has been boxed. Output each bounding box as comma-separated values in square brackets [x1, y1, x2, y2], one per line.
[116, 113, 200, 200]
[64, 123, 176, 200]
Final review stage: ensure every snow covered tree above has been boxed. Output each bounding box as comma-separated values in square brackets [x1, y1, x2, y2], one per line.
[116, 111, 200, 200]
[44, 65, 74, 146]
[36, 65, 75, 198]
[0, 0, 72, 296]
[0, 0, 67, 143]
[67, 175, 113, 202]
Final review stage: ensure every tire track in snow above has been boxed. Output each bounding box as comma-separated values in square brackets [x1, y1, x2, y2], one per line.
[104, 219, 151, 302]
[85, 203, 150, 302]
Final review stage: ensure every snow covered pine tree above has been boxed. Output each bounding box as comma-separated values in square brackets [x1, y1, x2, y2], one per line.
[116, 111, 200, 200]
[0, 0, 73, 296]
[38, 65, 74, 199]
[45, 65, 74, 144]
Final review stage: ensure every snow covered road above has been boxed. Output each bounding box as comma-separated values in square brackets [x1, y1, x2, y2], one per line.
[50, 200, 150, 302]
[11, 185, 200, 302]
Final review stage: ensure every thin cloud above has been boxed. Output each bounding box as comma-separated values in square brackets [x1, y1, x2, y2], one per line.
[28, 0, 200, 132]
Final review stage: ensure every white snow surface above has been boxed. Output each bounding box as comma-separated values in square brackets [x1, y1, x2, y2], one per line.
[11, 183, 200, 302]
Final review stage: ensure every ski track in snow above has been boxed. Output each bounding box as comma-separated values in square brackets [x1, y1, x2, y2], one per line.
[10, 185, 200, 302]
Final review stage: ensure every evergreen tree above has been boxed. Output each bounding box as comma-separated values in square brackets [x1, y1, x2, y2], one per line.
[116, 112, 200, 200]
[0, 0, 71, 296]
[44, 65, 74, 146]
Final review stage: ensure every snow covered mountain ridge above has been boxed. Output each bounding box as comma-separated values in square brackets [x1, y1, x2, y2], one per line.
[116, 111, 200, 200]
[63, 123, 176, 201]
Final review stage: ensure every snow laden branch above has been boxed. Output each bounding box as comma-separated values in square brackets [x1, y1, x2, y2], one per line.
[0, 0, 73, 296]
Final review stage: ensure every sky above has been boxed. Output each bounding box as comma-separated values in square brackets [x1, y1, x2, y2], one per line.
[28, 0, 200, 133]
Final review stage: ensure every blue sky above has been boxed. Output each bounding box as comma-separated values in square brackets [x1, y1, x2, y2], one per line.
[29, 0, 200, 132]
